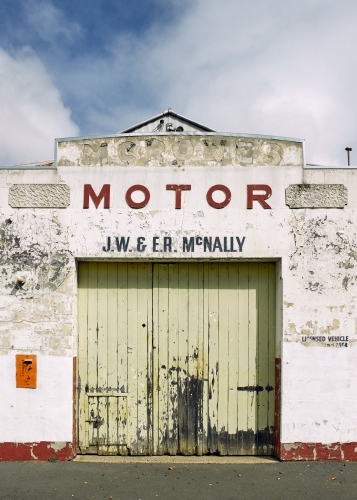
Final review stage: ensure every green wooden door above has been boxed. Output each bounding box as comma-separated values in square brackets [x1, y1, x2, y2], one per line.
[78, 262, 275, 456]
[77, 262, 152, 455]
[152, 262, 276, 455]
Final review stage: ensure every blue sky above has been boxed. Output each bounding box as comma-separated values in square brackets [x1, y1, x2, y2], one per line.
[1, 0, 357, 165]
[0, 0, 189, 138]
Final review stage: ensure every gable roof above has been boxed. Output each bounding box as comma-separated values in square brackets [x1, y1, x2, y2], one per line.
[120, 108, 215, 134]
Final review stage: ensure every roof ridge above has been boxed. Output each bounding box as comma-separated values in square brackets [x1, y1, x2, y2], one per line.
[120, 109, 215, 133]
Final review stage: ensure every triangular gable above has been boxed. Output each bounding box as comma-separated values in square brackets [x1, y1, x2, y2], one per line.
[120, 108, 215, 134]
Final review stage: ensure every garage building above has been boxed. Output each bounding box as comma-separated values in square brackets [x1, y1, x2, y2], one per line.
[0, 110, 356, 461]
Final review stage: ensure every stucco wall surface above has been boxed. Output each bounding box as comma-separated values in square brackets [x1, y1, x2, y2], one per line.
[0, 354, 73, 442]
[1, 134, 357, 454]
[57, 134, 304, 168]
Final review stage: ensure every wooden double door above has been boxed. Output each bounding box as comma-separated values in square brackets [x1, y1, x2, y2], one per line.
[77, 262, 275, 455]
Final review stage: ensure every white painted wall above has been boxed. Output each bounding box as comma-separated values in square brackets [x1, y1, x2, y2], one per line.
[281, 344, 357, 444]
[0, 354, 73, 442]
[1, 138, 357, 448]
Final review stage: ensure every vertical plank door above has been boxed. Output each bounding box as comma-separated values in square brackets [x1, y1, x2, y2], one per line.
[78, 262, 275, 456]
[152, 263, 205, 455]
[204, 262, 276, 455]
[77, 262, 152, 455]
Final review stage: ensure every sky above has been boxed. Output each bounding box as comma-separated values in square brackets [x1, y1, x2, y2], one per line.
[0, 0, 356, 166]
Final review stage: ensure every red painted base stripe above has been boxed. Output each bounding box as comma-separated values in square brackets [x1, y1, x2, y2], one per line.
[280, 442, 357, 461]
[0, 442, 74, 461]
[274, 358, 281, 457]
[3, 439, 356, 462]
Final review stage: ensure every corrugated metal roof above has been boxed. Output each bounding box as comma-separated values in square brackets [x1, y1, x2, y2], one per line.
[120, 108, 215, 134]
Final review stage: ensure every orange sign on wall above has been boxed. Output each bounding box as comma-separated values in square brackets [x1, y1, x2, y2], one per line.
[16, 354, 37, 389]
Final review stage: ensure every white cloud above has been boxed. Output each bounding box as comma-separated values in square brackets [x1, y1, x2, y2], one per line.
[0, 47, 79, 165]
[22, 0, 82, 43]
[5, 0, 355, 166]
[99, 0, 357, 165]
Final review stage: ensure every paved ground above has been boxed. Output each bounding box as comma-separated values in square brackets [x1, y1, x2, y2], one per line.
[1, 458, 357, 499]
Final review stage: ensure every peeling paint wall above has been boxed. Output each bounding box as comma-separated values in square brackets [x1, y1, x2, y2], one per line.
[1, 132, 357, 459]
[57, 134, 304, 167]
